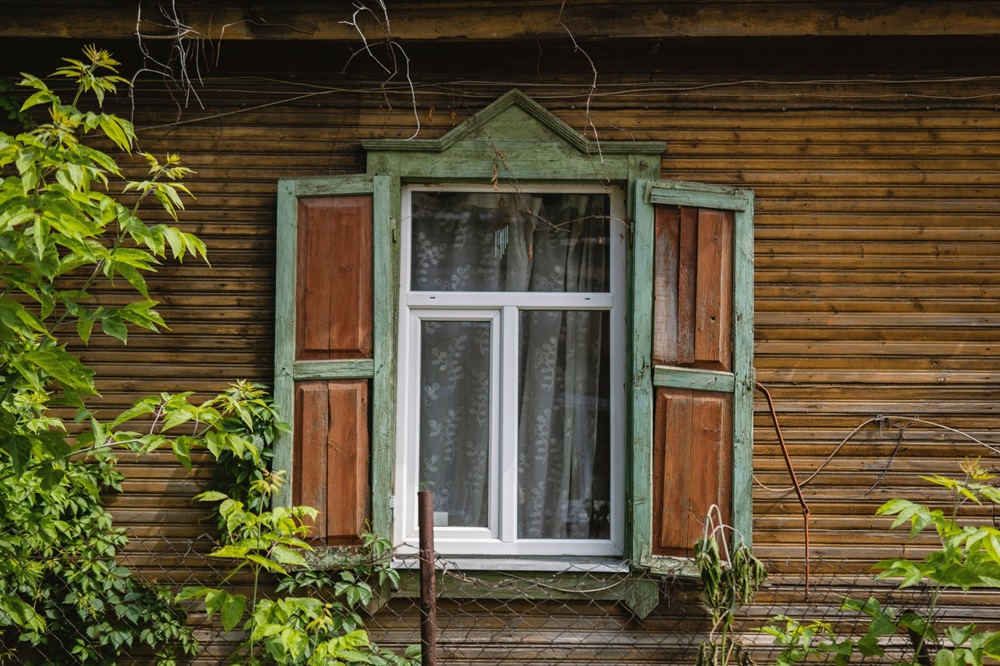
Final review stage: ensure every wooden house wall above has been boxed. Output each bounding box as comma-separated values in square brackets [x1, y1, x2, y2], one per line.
[4, 33, 1000, 662]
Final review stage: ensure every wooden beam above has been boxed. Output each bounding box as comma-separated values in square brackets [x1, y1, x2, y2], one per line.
[6, 2, 1000, 41]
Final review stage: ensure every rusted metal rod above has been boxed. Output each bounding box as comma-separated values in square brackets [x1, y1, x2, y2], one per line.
[418, 491, 438, 666]
[756, 382, 812, 599]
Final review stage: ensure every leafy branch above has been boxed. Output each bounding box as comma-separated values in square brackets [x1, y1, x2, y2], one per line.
[763, 461, 1000, 666]
[1, 45, 207, 473]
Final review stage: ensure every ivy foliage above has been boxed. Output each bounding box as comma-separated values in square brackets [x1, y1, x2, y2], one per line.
[0, 380, 305, 665]
[2, 47, 413, 665]
[0, 449, 197, 664]
[763, 461, 1000, 666]
[168, 384, 417, 665]
[0, 47, 209, 663]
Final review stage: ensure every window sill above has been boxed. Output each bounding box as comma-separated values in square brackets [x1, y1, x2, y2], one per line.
[393, 553, 630, 573]
[300, 546, 698, 620]
[390, 556, 698, 620]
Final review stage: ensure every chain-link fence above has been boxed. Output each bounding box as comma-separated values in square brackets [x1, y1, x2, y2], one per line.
[6, 526, 988, 666]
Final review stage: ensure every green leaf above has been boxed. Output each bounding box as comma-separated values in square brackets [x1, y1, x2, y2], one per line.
[22, 348, 95, 392]
[121, 300, 166, 331]
[19, 89, 57, 111]
[936, 648, 957, 666]
[0, 595, 48, 632]
[945, 624, 977, 648]
[979, 632, 1000, 659]
[76, 311, 96, 344]
[0, 299, 45, 335]
[246, 553, 287, 575]
[220, 594, 246, 632]
[76, 144, 122, 177]
[874, 559, 929, 588]
[878, 498, 936, 539]
[194, 490, 229, 503]
[110, 395, 160, 428]
[100, 313, 128, 343]
[163, 226, 185, 258]
[97, 114, 134, 153]
[175, 586, 213, 602]
[210, 544, 250, 559]
[161, 405, 195, 432]
[270, 544, 307, 567]
[1, 433, 33, 475]
[171, 438, 192, 470]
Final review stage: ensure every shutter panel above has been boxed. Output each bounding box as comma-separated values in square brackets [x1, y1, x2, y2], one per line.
[275, 175, 392, 545]
[653, 205, 733, 371]
[295, 197, 373, 360]
[632, 180, 753, 571]
[293, 380, 370, 545]
[652, 388, 733, 556]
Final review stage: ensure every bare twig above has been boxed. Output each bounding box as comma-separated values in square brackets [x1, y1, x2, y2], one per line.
[755, 413, 1000, 494]
[865, 422, 907, 495]
[133, 0, 206, 111]
[341, 1, 421, 139]
[558, 2, 602, 163]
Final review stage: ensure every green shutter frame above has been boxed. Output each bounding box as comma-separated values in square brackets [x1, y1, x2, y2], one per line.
[274, 174, 395, 541]
[631, 179, 754, 572]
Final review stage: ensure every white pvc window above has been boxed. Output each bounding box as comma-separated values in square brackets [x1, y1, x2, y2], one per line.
[395, 185, 626, 557]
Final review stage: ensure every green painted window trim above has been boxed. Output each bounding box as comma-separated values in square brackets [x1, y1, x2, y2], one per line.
[393, 569, 664, 619]
[361, 90, 664, 557]
[273, 92, 754, 610]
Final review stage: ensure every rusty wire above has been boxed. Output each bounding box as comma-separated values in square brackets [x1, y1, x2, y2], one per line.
[755, 382, 812, 599]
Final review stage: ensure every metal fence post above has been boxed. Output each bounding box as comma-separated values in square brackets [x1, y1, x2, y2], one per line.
[418, 490, 438, 666]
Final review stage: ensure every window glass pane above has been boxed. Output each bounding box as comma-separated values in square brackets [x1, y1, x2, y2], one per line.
[410, 191, 609, 293]
[419, 320, 491, 528]
[517, 310, 611, 539]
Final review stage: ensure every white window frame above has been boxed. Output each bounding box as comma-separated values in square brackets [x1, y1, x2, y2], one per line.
[394, 183, 627, 558]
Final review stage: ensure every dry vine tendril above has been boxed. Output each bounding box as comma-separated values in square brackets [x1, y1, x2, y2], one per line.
[695, 506, 768, 666]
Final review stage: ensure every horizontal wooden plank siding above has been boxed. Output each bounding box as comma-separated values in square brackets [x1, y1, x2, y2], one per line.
[6, 29, 998, 664]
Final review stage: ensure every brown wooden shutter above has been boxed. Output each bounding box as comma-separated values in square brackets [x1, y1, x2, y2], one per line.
[291, 194, 374, 544]
[651, 204, 735, 556]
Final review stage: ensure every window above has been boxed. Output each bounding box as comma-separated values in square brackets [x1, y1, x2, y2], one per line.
[393, 187, 627, 556]
[273, 90, 753, 573]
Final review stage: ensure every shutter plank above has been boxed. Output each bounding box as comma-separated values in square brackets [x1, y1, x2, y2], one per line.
[694, 209, 734, 371]
[652, 205, 680, 366]
[652, 387, 733, 557]
[676, 207, 699, 366]
[294, 382, 330, 538]
[654, 205, 734, 371]
[324, 380, 370, 546]
[296, 196, 373, 361]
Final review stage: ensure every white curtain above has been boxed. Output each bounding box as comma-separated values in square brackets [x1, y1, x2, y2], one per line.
[412, 191, 610, 539]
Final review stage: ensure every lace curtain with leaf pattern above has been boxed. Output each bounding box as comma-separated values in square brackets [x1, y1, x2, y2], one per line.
[411, 191, 611, 540]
